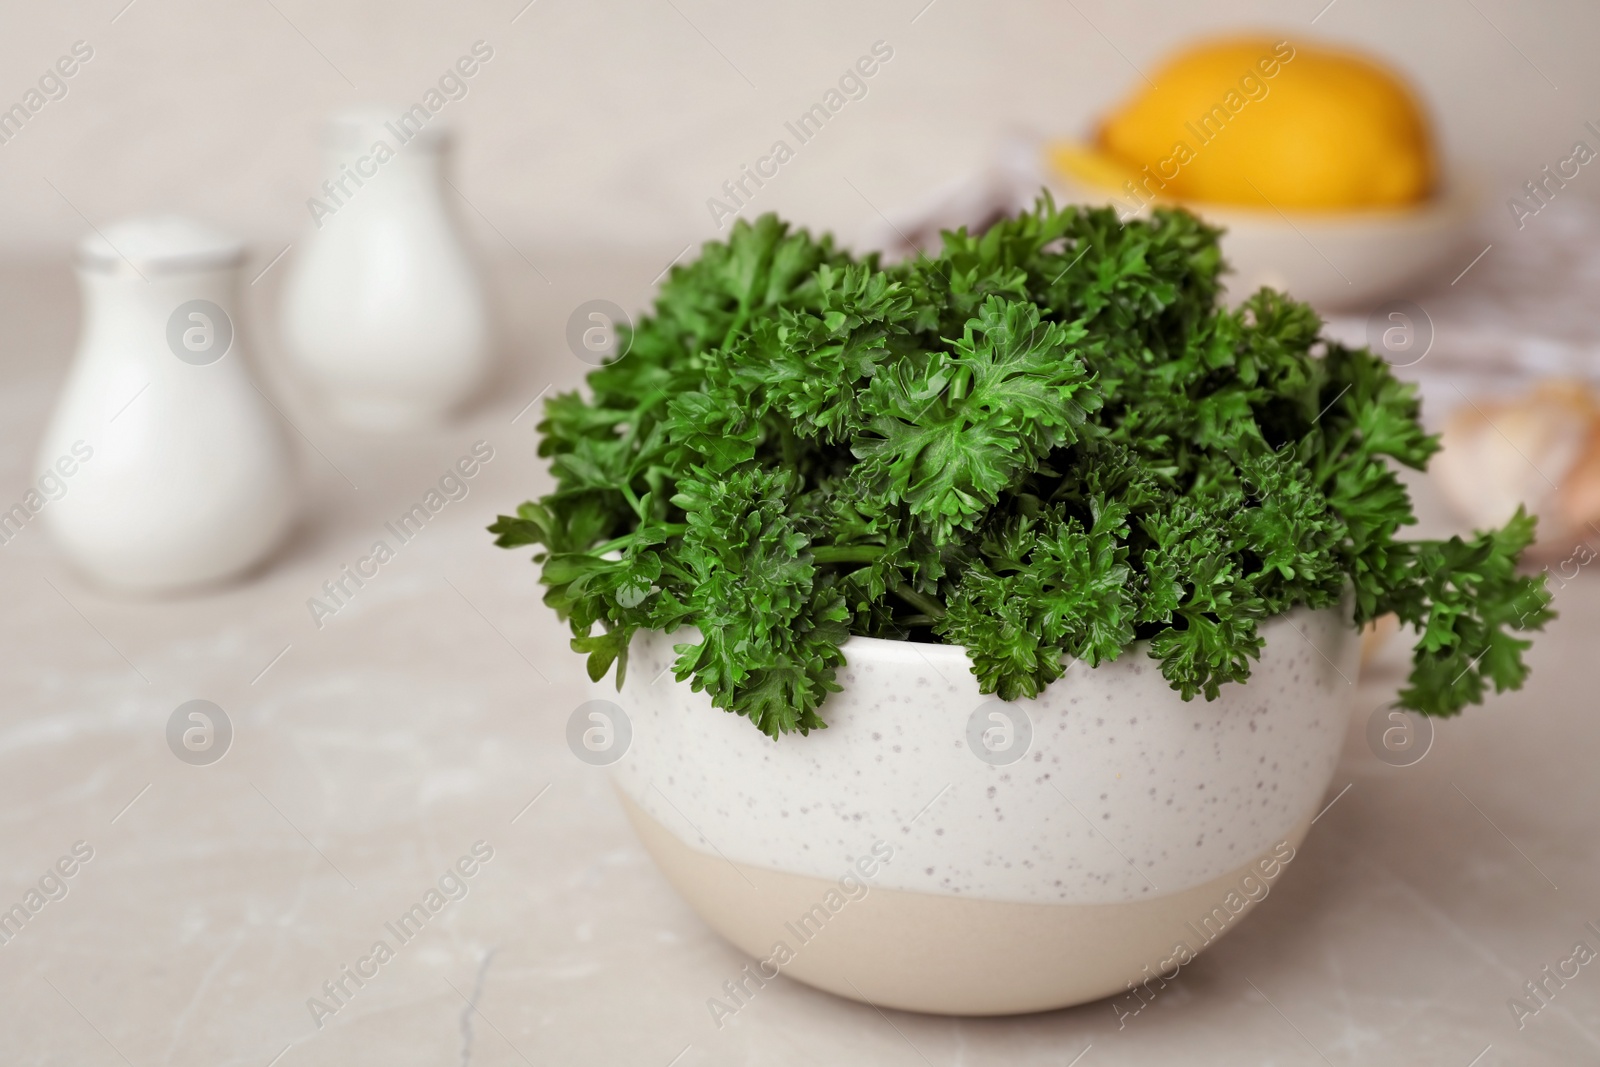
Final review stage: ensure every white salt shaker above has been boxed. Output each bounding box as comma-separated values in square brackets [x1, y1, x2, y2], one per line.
[37, 216, 297, 594]
[279, 107, 492, 429]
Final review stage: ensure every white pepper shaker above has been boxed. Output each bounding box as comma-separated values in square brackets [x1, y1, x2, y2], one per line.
[37, 216, 298, 593]
[279, 107, 492, 429]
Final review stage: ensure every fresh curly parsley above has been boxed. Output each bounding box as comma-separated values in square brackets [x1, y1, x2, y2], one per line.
[490, 197, 1551, 739]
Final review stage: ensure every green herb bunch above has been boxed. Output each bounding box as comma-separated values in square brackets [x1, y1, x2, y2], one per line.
[491, 196, 1551, 739]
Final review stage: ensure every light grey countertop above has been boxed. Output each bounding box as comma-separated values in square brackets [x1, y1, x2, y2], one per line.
[1, 253, 1597, 1066]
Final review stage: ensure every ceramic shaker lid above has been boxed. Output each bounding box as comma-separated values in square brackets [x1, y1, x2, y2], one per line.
[77, 214, 245, 275]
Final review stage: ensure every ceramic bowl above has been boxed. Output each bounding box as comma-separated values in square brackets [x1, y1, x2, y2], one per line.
[1052, 177, 1478, 312]
[608, 605, 1357, 1015]
[1203, 186, 1477, 311]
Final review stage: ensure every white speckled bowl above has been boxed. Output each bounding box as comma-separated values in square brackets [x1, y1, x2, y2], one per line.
[611, 605, 1356, 1015]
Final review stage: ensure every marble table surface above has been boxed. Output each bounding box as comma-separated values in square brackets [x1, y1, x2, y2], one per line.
[1, 251, 1598, 1067]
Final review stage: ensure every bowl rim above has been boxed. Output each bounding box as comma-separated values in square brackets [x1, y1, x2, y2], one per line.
[642, 601, 1343, 672]
[1047, 167, 1480, 227]
[1183, 176, 1479, 227]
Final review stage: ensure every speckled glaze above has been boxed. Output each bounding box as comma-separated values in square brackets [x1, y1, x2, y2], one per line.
[611, 606, 1356, 907]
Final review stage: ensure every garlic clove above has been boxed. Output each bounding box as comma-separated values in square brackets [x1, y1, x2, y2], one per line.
[1433, 381, 1600, 554]
[1360, 612, 1399, 672]
[1555, 414, 1600, 543]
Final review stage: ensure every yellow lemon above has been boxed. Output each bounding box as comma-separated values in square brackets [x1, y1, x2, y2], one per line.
[1052, 37, 1435, 211]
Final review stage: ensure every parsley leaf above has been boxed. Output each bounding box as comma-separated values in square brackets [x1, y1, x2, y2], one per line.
[491, 196, 1550, 737]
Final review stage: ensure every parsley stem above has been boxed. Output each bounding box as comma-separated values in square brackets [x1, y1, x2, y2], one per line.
[949, 367, 971, 402]
[590, 524, 686, 556]
[1313, 426, 1357, 485]
[810, 545, 884, 564]
[620, 482, 645, 519]
[720, 295, 753, 350]
[893, 583, 946, 619]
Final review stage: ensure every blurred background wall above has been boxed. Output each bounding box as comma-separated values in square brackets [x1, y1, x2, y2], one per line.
[0, 0, 1592, 262]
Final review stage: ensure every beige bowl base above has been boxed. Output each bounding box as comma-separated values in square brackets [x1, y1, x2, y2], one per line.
[621, 788, 1313, 1016]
